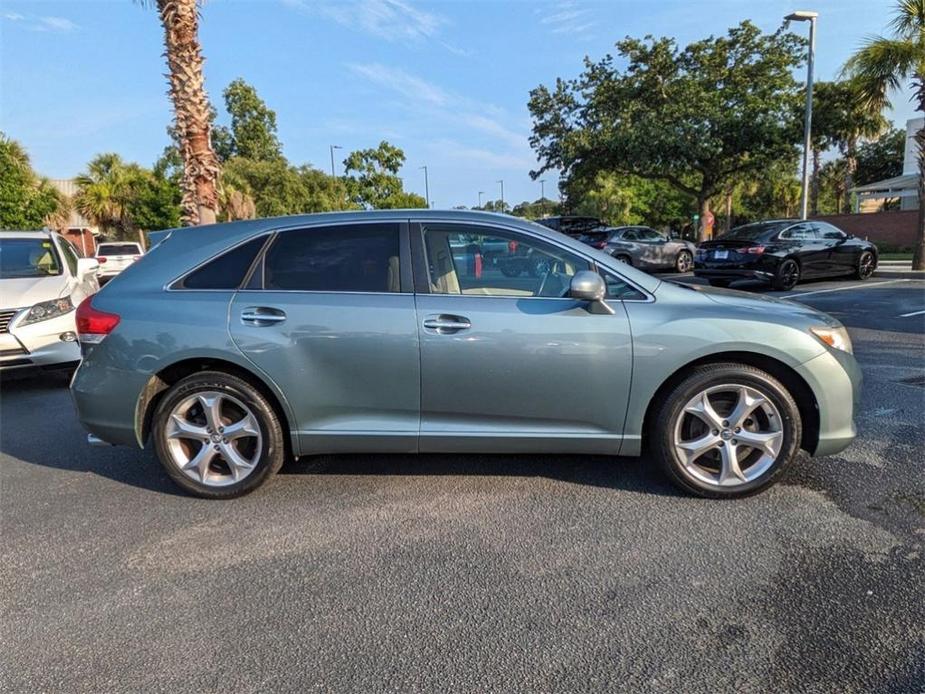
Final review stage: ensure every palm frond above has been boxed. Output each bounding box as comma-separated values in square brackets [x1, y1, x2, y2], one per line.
[844, 36, 922, 110]
[888, 0, 925, 37]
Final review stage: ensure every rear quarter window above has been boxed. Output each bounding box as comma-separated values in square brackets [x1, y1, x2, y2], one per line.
[175, 236, 267, 290]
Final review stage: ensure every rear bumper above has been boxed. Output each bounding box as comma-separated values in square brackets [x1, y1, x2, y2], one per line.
[693, 267, 774, 281]
[70, 350, 149, 447]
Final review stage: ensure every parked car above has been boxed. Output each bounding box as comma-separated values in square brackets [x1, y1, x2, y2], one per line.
[536, 216, 606, 238]
[72, 211, 859, 500]
[581, 226, 696, 273]
[95, 242, 144, 282]
[694, 220, 878, 290]
[0, 230, 99, 373]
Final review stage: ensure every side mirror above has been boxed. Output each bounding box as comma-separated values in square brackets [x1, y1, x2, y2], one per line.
[569, 271, 614, 315]
[76, 257, 99, 277]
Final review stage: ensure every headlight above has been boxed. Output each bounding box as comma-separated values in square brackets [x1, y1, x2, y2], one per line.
[19, 297, 74, 326]
[810, 326, 852, 354]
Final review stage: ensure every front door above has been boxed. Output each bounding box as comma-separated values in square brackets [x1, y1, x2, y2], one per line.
[782, 223, 829, 277]
[412, 221, 634, 455]
[229, 221, 420, 455]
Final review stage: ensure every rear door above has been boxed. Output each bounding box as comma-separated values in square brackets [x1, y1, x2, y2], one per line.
[412, 220, 635, 454]
[228, 221, 420, 454]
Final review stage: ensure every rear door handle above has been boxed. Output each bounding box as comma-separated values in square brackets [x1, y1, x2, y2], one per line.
[241, 307, 287, 325]
[423, 314, 471, 334]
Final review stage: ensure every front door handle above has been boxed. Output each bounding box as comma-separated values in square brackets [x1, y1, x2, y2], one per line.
[423, 314, 471, 334]
[241, 307, 287, 325]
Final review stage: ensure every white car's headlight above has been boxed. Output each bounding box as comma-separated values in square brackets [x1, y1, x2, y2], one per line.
[19, 297, 74, 326]
[810, 326, 852, 354]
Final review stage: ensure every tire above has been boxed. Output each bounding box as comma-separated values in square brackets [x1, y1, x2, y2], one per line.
[614, 254, 632, 266]
[675, 250, 693, 273]
[853, 251, 876, 280]
[708, 279, 731, 288]
[152, 371, 287, 499]
[772, 259, 800, 291]
[650, 363, 802, 499]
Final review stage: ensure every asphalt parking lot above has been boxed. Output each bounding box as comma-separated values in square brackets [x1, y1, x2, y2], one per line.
[2, 277, 924, 693]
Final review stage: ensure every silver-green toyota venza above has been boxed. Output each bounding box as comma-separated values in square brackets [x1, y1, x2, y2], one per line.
[71, 210, 859, 499]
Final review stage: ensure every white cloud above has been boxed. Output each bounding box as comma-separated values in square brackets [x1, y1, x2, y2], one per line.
[283, 0, 445, 43]
[347, 63, 451, 106]
[537, 1, 595, 39]
[1, 12, 78, 32]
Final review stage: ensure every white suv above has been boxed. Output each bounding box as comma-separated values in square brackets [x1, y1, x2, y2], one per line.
[0, 231, 99, 373]
[95, 242, 143, 281]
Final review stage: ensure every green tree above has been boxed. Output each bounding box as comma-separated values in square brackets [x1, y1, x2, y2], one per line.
[216, 78, 284, 162]
[343, 141, 426, 209]
[845, 0, 925, 267]
[564, 173, 692, 229]
[855, 127, 904, 185]
[511, 198, 560, 219]
[529, 21, 804, 240]
[0, 133, 67, 229]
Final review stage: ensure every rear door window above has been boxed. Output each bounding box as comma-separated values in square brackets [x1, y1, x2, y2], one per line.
[263, 224, 402, 292]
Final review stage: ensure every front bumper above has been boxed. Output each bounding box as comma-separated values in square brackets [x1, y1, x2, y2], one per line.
[0, 310, 80, 370]
[796, 346, 862, 457]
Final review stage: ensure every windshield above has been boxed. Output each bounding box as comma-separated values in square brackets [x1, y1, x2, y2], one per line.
[718, 221, 790, 241]
[0, 238, 62, 278]
[97, 244, 141, 256]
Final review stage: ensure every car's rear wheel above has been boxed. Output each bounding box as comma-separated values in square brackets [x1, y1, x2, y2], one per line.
[152, 371, 286, 498]
[854, 251, 876, 280]
[707, 279, 731, 288]
[650, 363, 801, 498]
[772, 259, 800, 290]
[675, 250, 693, 273]
[614, 254, 632, 265]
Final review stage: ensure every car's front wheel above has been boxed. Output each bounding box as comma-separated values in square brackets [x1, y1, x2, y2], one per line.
[650, 363, 801, 498]
[152, 371, 286, 498]
[675, 250, 693, 273]
[854, 251, 876, 280]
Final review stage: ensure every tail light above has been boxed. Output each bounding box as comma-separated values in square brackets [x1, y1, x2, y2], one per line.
[736, 246, 766, 255]
[76, 296, 120, 344]
[97, 256, 107, 263]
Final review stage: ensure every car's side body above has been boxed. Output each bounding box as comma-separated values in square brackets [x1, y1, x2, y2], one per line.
[693, 219, 878, 285]
[535, 216, 606, 239]
[71, 211, 858, 466]
[0, 230, 99, 371]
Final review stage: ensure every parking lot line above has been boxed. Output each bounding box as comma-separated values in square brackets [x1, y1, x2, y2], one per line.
[899, 309, 925, 318]
[787, 279, 912, 298]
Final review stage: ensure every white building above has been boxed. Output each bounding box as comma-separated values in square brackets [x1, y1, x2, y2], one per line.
[850, 117, 921, 212]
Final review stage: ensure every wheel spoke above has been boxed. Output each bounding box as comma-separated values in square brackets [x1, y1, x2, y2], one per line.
[735, 429, 782, 457]
[677, 433, 720, 465]
[183, 443, 218, 483]
[166, 414, 209, 441]
[221, 443, 255, 481]
[222, 412, 259, 440]
[727, 387, 767, 429]
[684, 393, 724, 430]
[718, 444, 747, 485]
[197, 394, 224, 431]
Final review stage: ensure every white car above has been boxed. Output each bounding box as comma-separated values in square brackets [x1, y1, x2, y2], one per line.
[0, 231, 99, 373]
[95, 242, 143, 280]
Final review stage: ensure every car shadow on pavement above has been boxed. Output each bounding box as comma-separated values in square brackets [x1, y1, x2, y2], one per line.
[281, 453, 685, 498]
[1, 372, 680, 498]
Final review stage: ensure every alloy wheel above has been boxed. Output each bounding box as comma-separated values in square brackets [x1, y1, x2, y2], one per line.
[673, 384, 784, 488]
[163, 390, 263, 487]
[676, 251, 693, 273]
[859, 252, 875, 279]
[778, 260, 799, 290]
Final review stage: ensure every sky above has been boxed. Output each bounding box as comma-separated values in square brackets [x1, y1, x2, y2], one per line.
[0, 0, 911, 209]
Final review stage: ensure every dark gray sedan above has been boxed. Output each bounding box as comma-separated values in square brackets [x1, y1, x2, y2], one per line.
[583, 226, 696, 273]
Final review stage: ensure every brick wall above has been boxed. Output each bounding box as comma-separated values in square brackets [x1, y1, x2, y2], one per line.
[811, 211, 918, 248]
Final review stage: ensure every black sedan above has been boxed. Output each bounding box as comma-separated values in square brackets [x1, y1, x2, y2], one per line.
[694, 220, 878, 291]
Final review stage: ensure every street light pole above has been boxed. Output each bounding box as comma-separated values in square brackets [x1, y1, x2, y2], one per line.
[497, 179, 504, 211]
[539, 178, 546, 215]
[478, 191, 485, 208]
[785, 10, 818, 220]
[420, 165, 430, 208]
[329, 145, 342, 177]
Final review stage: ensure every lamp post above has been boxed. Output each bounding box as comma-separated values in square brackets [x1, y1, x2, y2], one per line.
[420, 165, 430, 208]
[539, 178, 546, 215]
[329, 145, 342, 177]
[785, 10, 818, 220]
[497, 179, 504, 211]
[478, 191, 485, 209]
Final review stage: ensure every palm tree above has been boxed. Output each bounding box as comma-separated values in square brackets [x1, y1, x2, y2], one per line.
[140, 0, 219, 226]
[845, 0, 925, 269]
